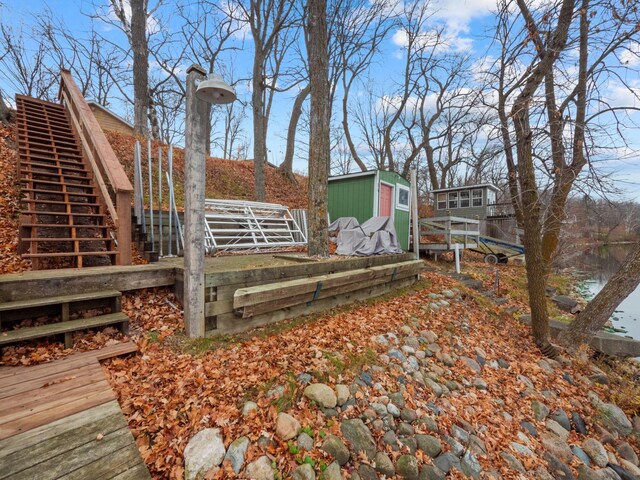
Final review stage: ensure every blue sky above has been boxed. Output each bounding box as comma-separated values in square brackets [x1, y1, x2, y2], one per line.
[2, 0, 640, 201]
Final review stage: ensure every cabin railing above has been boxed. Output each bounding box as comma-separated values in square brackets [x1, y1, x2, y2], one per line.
[59, 69, 133, 265]
[486, 202, 515, 218]
[417, 216, 480, 250]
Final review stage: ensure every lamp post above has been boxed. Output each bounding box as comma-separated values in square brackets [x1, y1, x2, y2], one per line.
[184, 65, 236, 338]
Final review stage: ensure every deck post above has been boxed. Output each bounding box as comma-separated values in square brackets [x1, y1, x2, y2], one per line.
[183, 65, 208, 338]
[410, 169, 419, 260]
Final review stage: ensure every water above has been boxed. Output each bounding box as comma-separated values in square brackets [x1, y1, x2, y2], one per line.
[568, 244, 640, 341]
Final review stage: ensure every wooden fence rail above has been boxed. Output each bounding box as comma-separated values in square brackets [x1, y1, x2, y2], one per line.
[58, 69, 133, 265]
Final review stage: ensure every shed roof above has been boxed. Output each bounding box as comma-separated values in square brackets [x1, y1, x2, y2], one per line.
[431, 183, 500, 194]
[329, 170, 409, 182]
[328, 171, 376, 182]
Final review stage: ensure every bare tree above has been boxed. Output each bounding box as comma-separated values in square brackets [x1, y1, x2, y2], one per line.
[307, 0, 330, 257]
[233, 0, 297, 201]
[489, 0, 640, 351]
[106, 0, 163, 137]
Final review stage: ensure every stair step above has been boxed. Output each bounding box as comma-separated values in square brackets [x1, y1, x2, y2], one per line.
[21, 211, 106, 218]
[0, 290, 121, 313]
[21, 188, 97, 198]
[18, 153, 84, 166]
[20, 162, 90, 174]
[0, 312, 129, 346]
[22, 237, 112, 242]
[20, 199, 101, 208]
[20, 223, 109, 230]
[22, 250, 117, 258]
[21, 179, 95, 190]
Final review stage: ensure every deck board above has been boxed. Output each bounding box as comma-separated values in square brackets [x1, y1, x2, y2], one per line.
[0, 344, 150, 479]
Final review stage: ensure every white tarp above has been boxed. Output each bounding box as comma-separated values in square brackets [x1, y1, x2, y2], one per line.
[330, 216, 403, 256]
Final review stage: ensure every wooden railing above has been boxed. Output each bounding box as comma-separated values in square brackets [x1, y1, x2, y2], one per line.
[418, 216, 480, 249]
[59, 69, 133, 265]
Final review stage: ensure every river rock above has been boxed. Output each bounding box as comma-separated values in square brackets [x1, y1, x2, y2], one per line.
[541, 432, 573, 464]
[500, 452, 526, 473]
[297, 432, 314, 451]
[321, 435, 350, 465]
[433, 452, 460, 473]
[616, 442, 639, 466]
[293, 463, 315, 480]
[532, 400, 550, 421]
[242, 401, 258, 417]
[550, 409, 571, 432]
[319, 462, 341, 480]
[304, 383, 337, 409]
[374, 451, 395, 477]
[223, 436, 249, 474]
[245, 456, 274, 480]
[340, 419, 376, 459]
[276, 412, 301, 440]
[460, 451, 482, 478]
[589, 394, 633, 436]
[397, 455, 419, 480]
[572, 412, 588, 434]
[460, 356, 482, 374]
[582, 438, 610, 467]
[544, 452, 575, 480]
[335, 384, 349, 406]
[546, 419, 570, 441]
[184, 428, 226, 480]
[416, 434, 442, 458]
[571, 445, 592, 466]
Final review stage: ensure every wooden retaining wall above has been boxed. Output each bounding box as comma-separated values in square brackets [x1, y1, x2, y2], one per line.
[173, 253, 421, 336]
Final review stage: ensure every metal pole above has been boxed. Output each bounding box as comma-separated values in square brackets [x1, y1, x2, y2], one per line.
[147, 139, 154, 247]
[455, 243, 461, 274]
[184, 65, 207, 338]
[158, 145, 163, 257]
[410, 169, 419, 260]
[168, 145, 173, 256]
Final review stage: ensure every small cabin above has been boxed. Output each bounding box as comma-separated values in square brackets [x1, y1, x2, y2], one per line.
[328, 170, 411, 250]
[88, 101, 135, 136]
[432, 184, 499, 220]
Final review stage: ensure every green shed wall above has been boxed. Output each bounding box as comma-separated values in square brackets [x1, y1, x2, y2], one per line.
[379, 171, 410, 250]
[328, 175, 374, 224]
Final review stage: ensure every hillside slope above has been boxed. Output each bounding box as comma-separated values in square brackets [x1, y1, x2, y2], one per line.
[105, 131, 309, 210]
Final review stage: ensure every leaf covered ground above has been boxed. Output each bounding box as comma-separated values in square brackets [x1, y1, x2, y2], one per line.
[98, 266, 639, 479]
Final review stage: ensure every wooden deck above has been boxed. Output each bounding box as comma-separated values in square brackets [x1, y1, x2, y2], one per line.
[0, 343, 151, 479]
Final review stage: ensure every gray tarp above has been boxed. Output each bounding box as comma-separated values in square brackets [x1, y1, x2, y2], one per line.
[330, 216, 403, 256]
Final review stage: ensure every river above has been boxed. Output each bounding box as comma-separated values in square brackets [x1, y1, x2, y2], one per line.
[568, 244, 640, 341]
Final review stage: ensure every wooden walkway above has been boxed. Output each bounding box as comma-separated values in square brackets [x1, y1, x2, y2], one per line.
[0, 343, 151, 479]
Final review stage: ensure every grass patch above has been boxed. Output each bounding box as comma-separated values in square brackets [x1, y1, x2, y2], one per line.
[313, 347, 378, 384]
[172, 334, 238, 356]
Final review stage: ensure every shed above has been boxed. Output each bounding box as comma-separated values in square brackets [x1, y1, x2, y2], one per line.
[87, 101, 135, 136]
[328, 170, 411, 250]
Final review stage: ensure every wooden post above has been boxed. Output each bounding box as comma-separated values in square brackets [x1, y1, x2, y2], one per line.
[410, 169, 419, 260]
[116, 192, 132, 265]
[184, 65, 208, 338]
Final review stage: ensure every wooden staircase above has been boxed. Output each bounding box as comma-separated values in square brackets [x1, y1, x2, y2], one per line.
[0, 290, 129, 350]
[15, 95, 117, 269]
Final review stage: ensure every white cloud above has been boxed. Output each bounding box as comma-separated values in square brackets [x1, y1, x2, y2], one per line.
[392, 28, 473, 54]
[620, 42, 640, 67]
[604, 82, 640, 109]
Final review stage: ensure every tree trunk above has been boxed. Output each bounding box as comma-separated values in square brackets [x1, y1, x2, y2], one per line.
[513, 98, 552, 348]
[558, 240, 640, 349]
[307, 0, 330, 258]
[341, 79, 368, 172]
[279, 84, 310, 180]
[130, 0, 150, 138]
[252, 54, 267, 202]
[0, 91, 10, 125]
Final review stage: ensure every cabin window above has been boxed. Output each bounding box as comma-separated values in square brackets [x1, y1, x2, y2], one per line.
[472, 189, 483, 207]
[487, 190, 496, 205]
[437, 193, 446, 210]
[448, 192, 458, 209]
[397, 185, 410, 211]
[460, 190, 470, 208]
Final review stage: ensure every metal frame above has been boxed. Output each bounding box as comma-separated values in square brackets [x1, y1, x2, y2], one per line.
[198, 199, 307, 253]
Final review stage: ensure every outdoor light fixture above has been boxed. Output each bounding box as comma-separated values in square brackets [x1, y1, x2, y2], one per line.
[195, 73, 236, 104]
